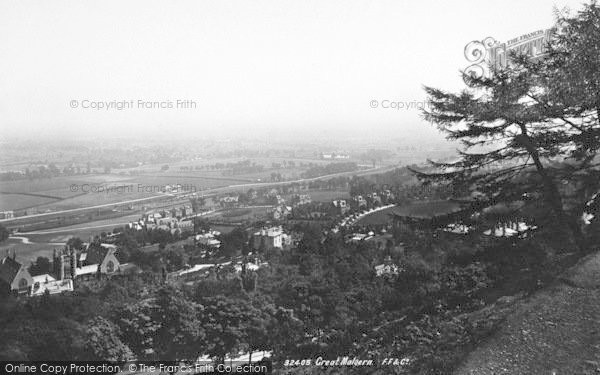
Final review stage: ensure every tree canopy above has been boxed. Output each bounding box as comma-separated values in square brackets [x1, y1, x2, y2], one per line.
[417, 2, 600, 250]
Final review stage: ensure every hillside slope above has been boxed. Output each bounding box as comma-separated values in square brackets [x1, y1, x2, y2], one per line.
[455, 252, 600, 375]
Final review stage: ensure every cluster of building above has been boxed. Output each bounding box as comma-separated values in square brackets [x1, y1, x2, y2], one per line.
[355, 191, 393, 207]
[0, 210, 14, 220]
[195, 230, 222, 249]
[330, 191, 394, 218]
[583, 192, 598, 225]
[391, 200, 538, 238]
[272, 193, 312, 220]
[62, 243, 122, 279]
[320, 152, 350, 160]
[291, 194, 312, 206]
[272, 205, 292, 220]
[127, 208, 194, 233]
[219, 195, 239, 207]
[0, 242, 129, 296]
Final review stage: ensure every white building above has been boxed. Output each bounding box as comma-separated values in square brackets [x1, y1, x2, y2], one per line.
[30, 275, 73, 296]
[196, 231, 221, 248]
[252, 226, 286, 250]
[374, 256, 400, 277]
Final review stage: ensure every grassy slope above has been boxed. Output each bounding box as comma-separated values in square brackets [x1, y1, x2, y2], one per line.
[455, 252, 600, 375]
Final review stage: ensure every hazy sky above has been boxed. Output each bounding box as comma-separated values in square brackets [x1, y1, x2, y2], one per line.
[0, 0, 588, 141]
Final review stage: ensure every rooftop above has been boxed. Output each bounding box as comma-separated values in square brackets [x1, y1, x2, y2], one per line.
[32, 274, 56, 284]
[0, 256, 22, 285]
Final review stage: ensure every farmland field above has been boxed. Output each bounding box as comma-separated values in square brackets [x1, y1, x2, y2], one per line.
[0, 193, 59, 211]
[0, 172, 246, 212]
[128, 174, 246, 190]
[0, 212, 145, 263]
[0, 158, 380, 213]
[0, 239, 58, 263]
[0, 175, 149, 212]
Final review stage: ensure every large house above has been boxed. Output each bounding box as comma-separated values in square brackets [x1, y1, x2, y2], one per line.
[183, 205, 194, 217]
[291, 194, 312, 207]
[374, 256, 400, 277]
[177, 219, 194, 232]
[355, 195, 367, 208]
[220, 195, 239, 207]
[0, 253, 73, 296]
[196, 231, 222, 249]
[252, 226, 290, 251]
[0, 253, 33, 295]
[272, 205, 292, 220]
[332, 199, 350, 215]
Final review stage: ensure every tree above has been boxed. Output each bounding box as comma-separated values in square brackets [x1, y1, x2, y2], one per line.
[190, 197, 205, 213]
[66, 237, 84, 250]
[163, 248, 185, 272]
[417, 3, 600, 251]
[199, 295, 251, 363]
[244, 298, 276, 363]
[153, 287, 206, 363]
[28, 257, 51, 276]
[218, 227, 248, 258]
[85, 317, 134, 361]
[115, 232, 138, 262]
[193, 217, 210, 233]
[0, 224, 9, 243]
[115, 300, 160, 360]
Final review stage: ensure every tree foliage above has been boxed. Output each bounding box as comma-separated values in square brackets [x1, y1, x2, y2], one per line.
[417, 2, 600, 251]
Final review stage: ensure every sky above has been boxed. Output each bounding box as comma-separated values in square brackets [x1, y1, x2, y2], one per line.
[0, 0, 589, 142]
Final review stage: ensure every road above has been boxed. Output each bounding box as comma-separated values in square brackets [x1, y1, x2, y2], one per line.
[1, 165, 397, 223]
[9, 236, 64, 245]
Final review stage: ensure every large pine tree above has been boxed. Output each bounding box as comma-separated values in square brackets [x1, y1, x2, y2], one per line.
[416, 2, 600, 251]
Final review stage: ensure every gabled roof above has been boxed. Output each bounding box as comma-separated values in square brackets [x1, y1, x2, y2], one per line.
[0, 256, 22, 285]
[76, 264, 99, 276]
[83, 245, 111, 266]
